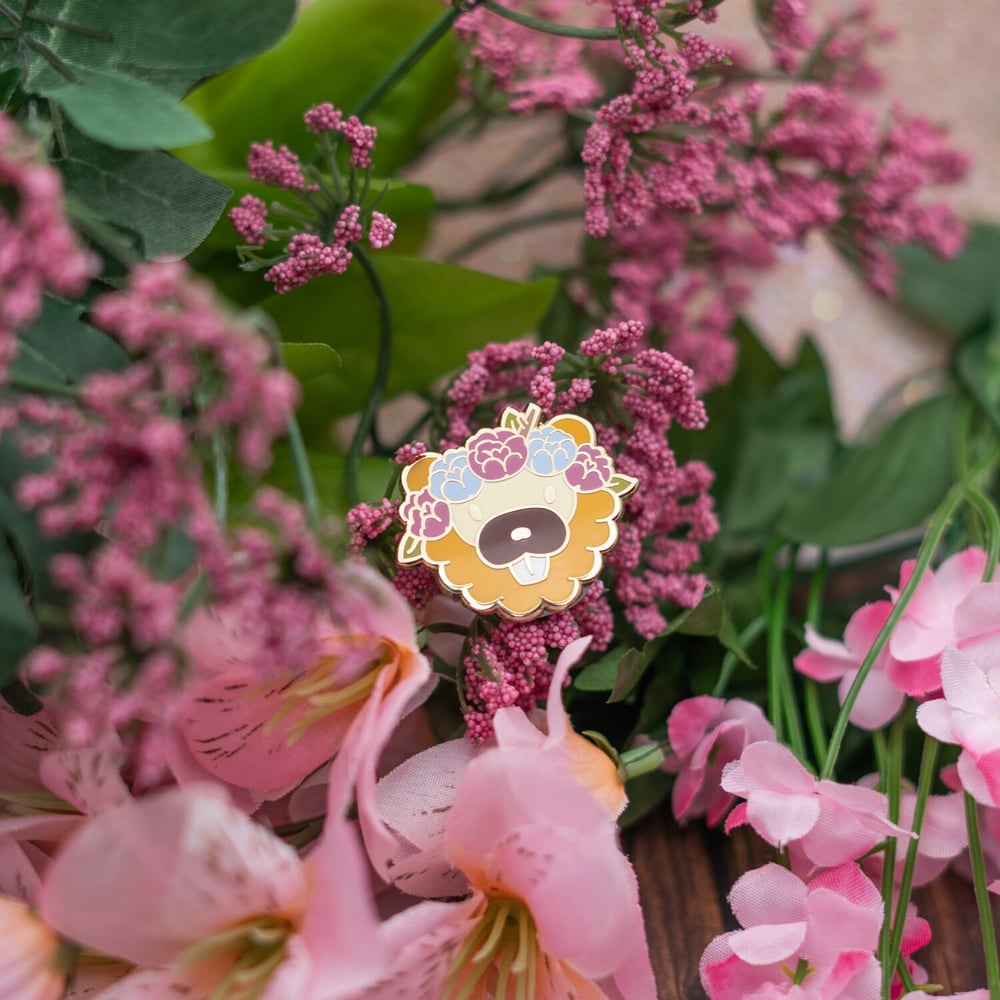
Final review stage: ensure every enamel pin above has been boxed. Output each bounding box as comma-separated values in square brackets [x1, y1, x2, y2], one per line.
[397, 404, 638, 620]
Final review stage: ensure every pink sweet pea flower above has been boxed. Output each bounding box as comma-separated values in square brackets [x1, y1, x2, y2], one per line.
[795, 602, 907, 730]
[916, 646, 1000, 807]
[700, 862, 884, 1000]
[721, 741, 908, 867]
[0, 894, 66, 1000]
[40, 784, 385, 998]
[663, 696, 775, 826]
[355, 746, 656, 999]
[176, 561, 433, 799]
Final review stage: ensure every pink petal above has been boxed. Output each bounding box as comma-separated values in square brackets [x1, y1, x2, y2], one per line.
[803, 888, 881, 965]
[916, 699, 956, 744]
[745, 790, 821, 847]
[936, 547, 989, 601]
[837, 668, 904, 731]
[736, 741, 815, 794]
[890, 617, 952, 663]
[795, 646, 852, 683]
[956, 751, 999, 807]
[39, 746, 129, 816]
[843, 602, 893, 656]
[727, 922, 806, 965]
[941, 647, 1000, 716]
[724, 801, 749, 833]
[668, 696, 725, 757]
[728, 863, 806, 928]
[40, 785, 307, 967]
[0, 701, 59, 790]
[886, 651, 942, 698]
[955, 583, 1000, 643]
[543, 636, 593, 746]
[822, 951, 881, 1000]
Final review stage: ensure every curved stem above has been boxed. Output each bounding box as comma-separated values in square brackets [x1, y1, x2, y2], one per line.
[5, 373, 81, 398]
[444, 207, 580, 263]
[965, 791, 1000, 996]
[712, 614, 767, 697]
[769, 554, 807, 763]
[965, 486, 1000, 579]
[348, 247, 392, 507]
[479, 0, 618, 39]
[354, 7, 461, 119]
[878, 714, 906, 1000]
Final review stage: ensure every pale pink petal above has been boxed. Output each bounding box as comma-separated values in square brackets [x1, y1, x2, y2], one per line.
[745, 790, 820, 848]
[543, 636, 593, 746]
[667, 696, 725, 757]
[843, 602, 893, 655]
[941, 647, 1000, 715]
[954, 583, 1000, 642]
[822, 952, 881, 1000]
[0, 835, 45, 902]
[915, 792, 967, 860]
[40, 785, 307, 967]
[936, 547, 989, 600]
[728, 863, 806, 928]
[795, 646, 852, 683]
[894, 561, 942, 628]
[890, 617, 952, 663]
[916, 699, 955, 743]
[492, 707, 545, 749]
[727, 922, 806, 964]
[957, 750, 1000, 807]
[803, 889, 881, 965]
[837, 667, 905, 730]
[736, 741, 816, 794]
[801, 804, 883, 866]
[39, 746, 129, 816]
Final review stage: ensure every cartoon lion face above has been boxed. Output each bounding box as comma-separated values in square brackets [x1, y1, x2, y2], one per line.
[397, 405, 637, 620]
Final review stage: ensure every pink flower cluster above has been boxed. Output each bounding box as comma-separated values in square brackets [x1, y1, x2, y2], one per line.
[232, 104, 397, 294]
[0, 112, 98, 383]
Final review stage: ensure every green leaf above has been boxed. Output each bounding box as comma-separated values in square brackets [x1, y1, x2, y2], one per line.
[262, 257, 557, 438]
[180, 0, 458, 175]
[619, 770, 673, 830]
[42, 69, 211, 150]
[778, 392, 961, 547]
[23, 0, 296, 97]
[954, 321, 1000, 437]
[894, 223, 1000, 339]
[12, 296, 127, 387]
[282, 343, 341, 384]
[574, 644, 630, 692]
[58, 122, 230, 260]
[0, 538, 37, 689]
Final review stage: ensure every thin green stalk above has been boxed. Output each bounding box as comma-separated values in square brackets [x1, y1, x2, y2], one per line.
[965, 487, 1000, 579]
[803, 679, 827, 773]
[444, 207, 581, 263]
[965, 791, 1000, 996]
[6, 373, 81, 398]
[712, 615, 767, 697]
[354, 7, 462, 119]
[479, 0, 618, 39]
[770, 556, 807, 763]
[347, 247, 392, 507]
[887, 737, 938, 989]
[757, 536, 783, 735]
[879, 714, 905, 1000]
[211, 430, 228, 524]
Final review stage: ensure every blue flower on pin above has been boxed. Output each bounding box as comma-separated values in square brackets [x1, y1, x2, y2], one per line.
[526, 426, 577, 476]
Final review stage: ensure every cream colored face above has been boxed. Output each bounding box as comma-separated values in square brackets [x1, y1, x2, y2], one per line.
[448, 465, 578, 556]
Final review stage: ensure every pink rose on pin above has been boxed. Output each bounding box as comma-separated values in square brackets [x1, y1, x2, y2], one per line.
[566, 443, 614, 492]
[465, 428, 528, 481]
[399, 488, 450, 540]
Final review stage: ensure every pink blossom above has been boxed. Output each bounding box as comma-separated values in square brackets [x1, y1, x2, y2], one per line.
[700, 862, 884, 999]
[795, 601, 907, 730]
[247, 139, 306, 189]
[565, 442, 615, 491]
[663, 696, 775, 826]
[40, 784, 386, 997]
[916, 646, 1000, 807]
[465, 427, 528, 480]
[368, 211, 396, 249]
[228, 193, 269, 245]
[722, 741, 908, 867]
[399, 487, 451, 540]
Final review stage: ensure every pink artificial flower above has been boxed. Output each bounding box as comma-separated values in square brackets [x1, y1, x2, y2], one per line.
[39, 784, 385, 998]
[0, 894, 66, 1000]
[916, 646, 1000, 807]
[722, 741, 908, 867]
[176, 561, 432, 799]
[465, 428, 528, 481]
[663, 695, 775, 826]
[700, 862, 883, 999]
[358, 747, 656, 999]
[795, 602, 907, 730]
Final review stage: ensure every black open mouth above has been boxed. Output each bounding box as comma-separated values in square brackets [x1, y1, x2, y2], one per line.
[476, 506, 568, 569]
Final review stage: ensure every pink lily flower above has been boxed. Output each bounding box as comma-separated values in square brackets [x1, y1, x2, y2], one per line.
[175, 561, 433, 800]
[360, 637, 628, 896]
[354, 745, 657, 999]
[39, 784, 386, 999]
[795, 602, 907, 729]
[663, 696, 775, 826]
[0, 893, 67, 999]
[700, 862, 884, 999]
[722, 741, 909, 867]
[916, 646, 1000, 807]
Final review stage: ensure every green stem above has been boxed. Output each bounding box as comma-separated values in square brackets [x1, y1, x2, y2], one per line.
[887, 737, 938, 990]
[965, 791, 1000, 996]
[879, 713, 905, 1000]
[803, 679, 827, 773]
[758, 536, 783, 734]
[769, 555, 807, 763]
[479, 0, 619, 39]
[444, 207, 580, 263]
[347, 247, 392, 507]
[712, 614, 767, 697]
[964, 487, 1000, 579]
[354, 7, 461, 119]
[211, 430, 228, 524]
[5, 373, 81, 398]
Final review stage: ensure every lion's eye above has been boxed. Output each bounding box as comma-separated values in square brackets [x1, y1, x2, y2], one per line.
[543, 485, 556, 504]
[469, 503, 484, 521]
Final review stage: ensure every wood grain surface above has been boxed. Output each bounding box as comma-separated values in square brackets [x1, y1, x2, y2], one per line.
[626, 812, 1000, 998]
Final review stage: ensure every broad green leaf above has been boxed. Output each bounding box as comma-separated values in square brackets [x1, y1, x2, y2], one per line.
[894, 223, 1000, 339]
[22, 0, 296, 97]
[574, 644, 630, 692]
[778, 392, 961, 547]
[58, 123, 230, 260]
[12, 296, 127, 387]
[954, 321, 1000, 437]
[282, 343, 342, 384]
[619, 770, 673, 830]
[42, 69, 211, 150]
[262, 257, 557, 438]
[180, 0, 458, 175]
[0, 540, 36, 690]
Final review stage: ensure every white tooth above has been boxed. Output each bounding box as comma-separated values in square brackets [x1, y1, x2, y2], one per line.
[509, 554, 551, 585]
